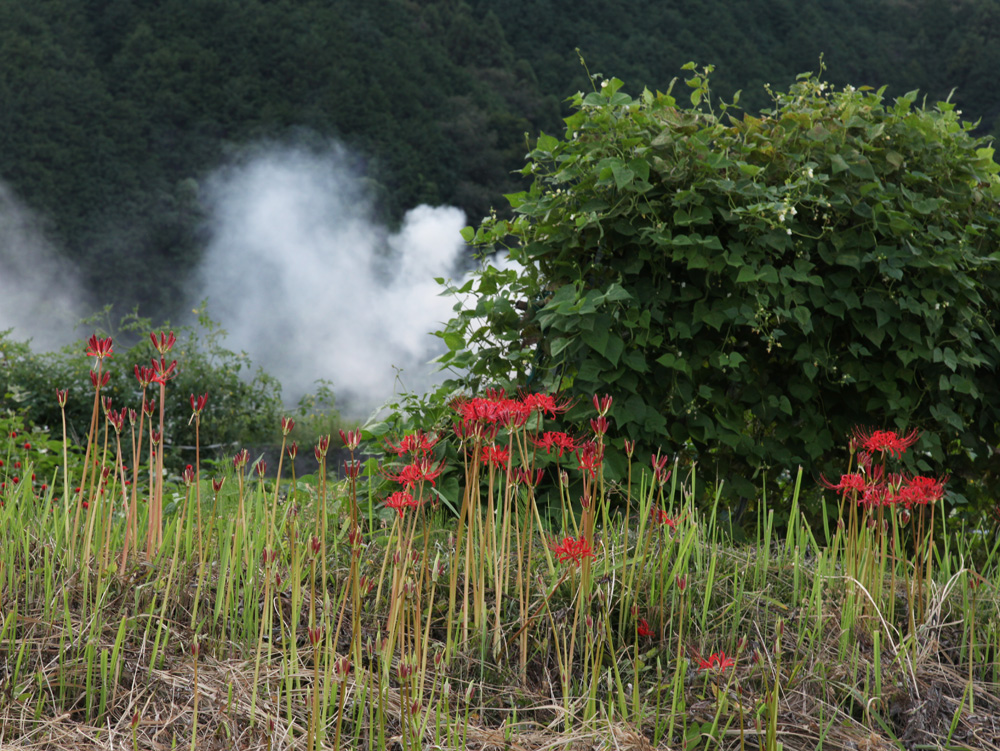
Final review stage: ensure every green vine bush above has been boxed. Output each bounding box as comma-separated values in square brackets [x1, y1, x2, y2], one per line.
[437, 64, 1000, 522]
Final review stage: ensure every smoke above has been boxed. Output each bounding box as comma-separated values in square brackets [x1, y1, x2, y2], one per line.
[196, 144, 469, 416]
[0, 181, 86, 351]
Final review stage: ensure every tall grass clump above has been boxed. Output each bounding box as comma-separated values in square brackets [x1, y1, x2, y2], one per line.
[1, 328, 999, 750]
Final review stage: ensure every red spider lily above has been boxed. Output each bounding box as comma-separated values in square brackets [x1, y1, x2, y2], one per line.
[286, 441, 298, 460]
[102, 395, 113, 415]
[150, 331, 176, 355]
[623, 439, 635, 458]
[514, 467, 545, 487]
[590, 416, 609, 436]
[212, 477, 225, 494]
[183, 464, 196, 487]
[280, 417, 295, 436]
[651, 507, 677, 528]
[344, 460, 362, 479]
[592, 393, 613, 417]
[56, 388, 68, 407]
[107, 409, 126, 433]
[853, 427, 920, 459]
[90, 370, 110, 389]
[127, 408, 137, 425]
[150, 357, 177, 384]
[384, 490, 418, 518]
[651, 452, 671, 485]
[896, 474, 948, 509]
[255, 460, 267, 478]
[552, 535, 595, 566]
[819, 472, 867, 494]
[497, 400, 530, 428]
[697, 650, 735, 672]
[189, 393, 208, 415]
[339, 428, 362, 451]
[150, 430, 162, 446]
[315, 434, 331, 460]
[385, 431, 438, 457]
[676, 575, 687, 592]
[576, 441, 604, 479]
[387, 457, 446, 489]
[233, 448, 250, 470]
[134, 364, 155, 388]
[531, 431, 577, 457]
[143, 398, 157, 417]
[637, 618, 655, 638]
[480, 444, 510, 469]
[520, 391, 572, 417]
[86, 334, 114, 360]
[22, 442, 30, 451]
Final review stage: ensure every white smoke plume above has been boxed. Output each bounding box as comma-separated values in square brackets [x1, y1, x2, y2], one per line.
[0, 181, 86, 351]
[196, 144, 469, 416]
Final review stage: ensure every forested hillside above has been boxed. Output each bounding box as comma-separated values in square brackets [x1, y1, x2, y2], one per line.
[1, 0, 998, 323]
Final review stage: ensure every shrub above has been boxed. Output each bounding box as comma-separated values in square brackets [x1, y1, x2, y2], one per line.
[436, 64, 1000, 515]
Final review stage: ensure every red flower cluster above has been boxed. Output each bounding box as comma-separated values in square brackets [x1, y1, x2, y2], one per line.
[384, 490, 419, 518]
[386, 456, 446, 489]
[552, 535, 595, 566]
[697, 651, 735, 672]
[853, 427, 920, 459]
[531, 431, 577, 457]
[385, 431, 439, 457]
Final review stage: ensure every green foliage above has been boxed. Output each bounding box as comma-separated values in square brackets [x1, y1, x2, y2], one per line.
[438, 66, 1000, 512]
[0, 309, 285, 465]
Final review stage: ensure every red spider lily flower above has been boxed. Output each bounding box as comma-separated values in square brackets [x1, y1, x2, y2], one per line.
[676, 575, 687, 592]
[531, 431, 577, 457]
[23, 442, 30, 451]
[183, 464, 196, 487]
[134, 364, 155, 388]
[344, 459, 362, 479]
[315, 434, 331, 460]
[590, 416, 609, 437]
[385, 431, 438, 457]
[496, 399, 530, 429]
[150, 331, 176, 355]
[651, 452, 671, 485]
[576, 441, 604, 479]
[189, 393, 208, 415]
[212, 477, 225, 494]
[286, 441, 298, 460]
[90, 370, 110, 389]
[514, 467, 545, 487]
[819, 473, 867, 494]
[127, 408, 137, 425]
[592, 393, 613, 416]
[651, 507, 677, 528]
[623, 439, 635, 458]
[143, 398, 157, 417]
[233, 448, 249, 470]
[852, 427, 920, 459]
[520, 391, 572, 417]
[150, 430, 162, 446]
[107, 409, 126, 433]
[859, 482, 893, 508]
[102, 395, 114, 415]
[480, 444, 510, 469]
[86, 334, 114, 360]
[637, 618, 655, 638]
[697, 650, 736, 672]
[552, 535, 595, 566]
[387, 457, 446, 489]
[56, 388, 68, 407]
[339, 428, 362, 451]
[255, 460, 267, 478]
[280, 417, 295, 436]
[384, 490, 418, 518]
[896, 474, 948, 509]
[150, 357, 177, 384]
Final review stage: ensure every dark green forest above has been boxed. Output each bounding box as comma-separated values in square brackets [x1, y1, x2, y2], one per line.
[2, 0, 999, 323]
